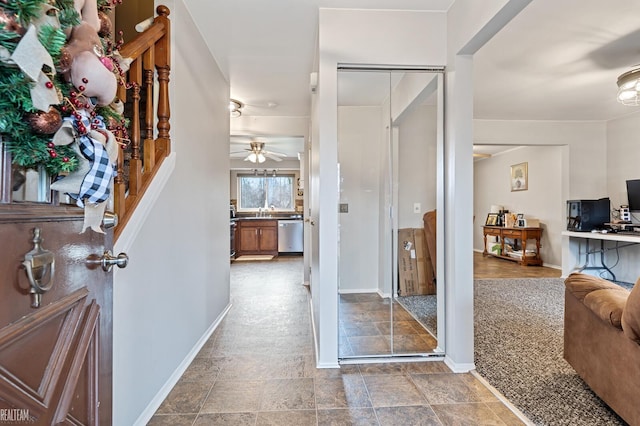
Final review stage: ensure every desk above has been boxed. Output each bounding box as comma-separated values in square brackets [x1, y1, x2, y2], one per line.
[483, 226, 543, 266]
[561, 231, 640, 281]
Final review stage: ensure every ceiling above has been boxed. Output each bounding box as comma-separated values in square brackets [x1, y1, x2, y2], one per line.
[185, 0, 640, 159]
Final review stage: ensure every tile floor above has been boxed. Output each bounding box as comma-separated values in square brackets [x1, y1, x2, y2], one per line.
[148, 256, 525, 425]
[339, 293, 438, 358]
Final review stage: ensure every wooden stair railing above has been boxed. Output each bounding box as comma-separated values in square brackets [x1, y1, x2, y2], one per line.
[113, 5, 171, 241]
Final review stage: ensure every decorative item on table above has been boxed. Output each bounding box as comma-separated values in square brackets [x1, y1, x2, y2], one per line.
[505, 213, 517, 227]
[515, 213, 525, 227]
[0, 0, 131, 233]
[510, 162, 528, 191]
[485, 212, 499, 226]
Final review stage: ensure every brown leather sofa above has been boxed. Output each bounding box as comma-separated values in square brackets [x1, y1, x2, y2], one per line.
[564, 272, 640, 425]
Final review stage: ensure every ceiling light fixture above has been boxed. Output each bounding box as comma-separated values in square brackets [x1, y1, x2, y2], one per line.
[229, 99, 243, 117]
[617, 67, 640, 106]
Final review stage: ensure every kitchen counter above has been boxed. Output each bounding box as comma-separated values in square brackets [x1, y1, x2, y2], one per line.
[235, 215, 303, 221]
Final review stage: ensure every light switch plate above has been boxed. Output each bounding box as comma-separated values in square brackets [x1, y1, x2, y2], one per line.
[413, 203, 421, 213]
[339, 203, 349, 213]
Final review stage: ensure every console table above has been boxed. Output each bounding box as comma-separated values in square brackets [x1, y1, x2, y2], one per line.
[483, 226, 543, 266]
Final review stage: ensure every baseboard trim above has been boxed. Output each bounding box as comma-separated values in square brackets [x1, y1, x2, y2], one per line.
[309, 297, 320, 369]
[444, 356, 475, 373]
[132, 302, 232, 426]
[338, 288, 378, 294]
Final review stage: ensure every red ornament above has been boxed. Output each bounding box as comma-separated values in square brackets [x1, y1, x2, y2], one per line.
[49, 150, 57, 158]
[45, 81, 53, 89]
[62, 157, 69, 163]
[47, 142, 54, 148]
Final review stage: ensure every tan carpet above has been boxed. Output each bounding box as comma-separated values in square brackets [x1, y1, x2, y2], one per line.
[234, 255, 274, 261]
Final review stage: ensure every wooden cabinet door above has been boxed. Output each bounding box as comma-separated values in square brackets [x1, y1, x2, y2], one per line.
[0, 206, 114, 425]
[259, 226, 278, 253]
[238, 226, 259, 252]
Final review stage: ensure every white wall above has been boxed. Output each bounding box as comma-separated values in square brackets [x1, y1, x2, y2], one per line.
[474, 120, 607, 199]
[112, 1, 231, 424]
[337, 106, 382, 293]
[315, 8, 447, 367]
[444, 0, 532, 372]
[604, 111, 640, 283]
[473, 145, 564, 267]
[398, 105, 438, 229]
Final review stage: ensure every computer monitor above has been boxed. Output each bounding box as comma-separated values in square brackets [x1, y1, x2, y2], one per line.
[626, 179, 640, 212]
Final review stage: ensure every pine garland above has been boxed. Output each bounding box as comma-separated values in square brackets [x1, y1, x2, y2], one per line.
[37, 25, 67, 63]
[3, 0, 48, 24]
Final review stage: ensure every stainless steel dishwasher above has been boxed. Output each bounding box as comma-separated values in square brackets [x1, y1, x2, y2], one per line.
[278, 219, 303, 253]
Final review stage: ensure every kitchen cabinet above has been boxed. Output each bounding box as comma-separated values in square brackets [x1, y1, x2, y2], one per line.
[236, 219, 278, 256]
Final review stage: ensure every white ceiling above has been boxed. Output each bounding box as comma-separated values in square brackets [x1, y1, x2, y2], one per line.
[187, 0, 640, 157]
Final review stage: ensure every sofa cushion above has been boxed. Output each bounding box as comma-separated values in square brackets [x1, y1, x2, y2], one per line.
[583, 288, 628, 329]
[622, 278, 640, 343]
[564, 272, 622, 302]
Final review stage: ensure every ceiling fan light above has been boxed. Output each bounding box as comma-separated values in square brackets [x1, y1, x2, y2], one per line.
[257, 153, 266, 163]
[229, 99, 244, 117]
[616, 68, 640, 105]
[247, 153, 257, 162]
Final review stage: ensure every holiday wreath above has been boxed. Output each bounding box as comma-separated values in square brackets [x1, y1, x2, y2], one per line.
[0, 0, 132, 231]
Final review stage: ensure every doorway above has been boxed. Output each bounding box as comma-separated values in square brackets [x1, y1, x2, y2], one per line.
[337, 67, 444, 359]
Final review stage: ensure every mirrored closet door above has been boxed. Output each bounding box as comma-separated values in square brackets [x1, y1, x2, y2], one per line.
[337, 67, 444, 359]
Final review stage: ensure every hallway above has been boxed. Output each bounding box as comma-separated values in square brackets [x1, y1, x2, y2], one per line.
[148, 257, 524, 425]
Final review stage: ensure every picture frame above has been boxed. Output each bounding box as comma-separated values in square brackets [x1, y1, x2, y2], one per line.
[510, 162, 528, 191]
[485, 213, 499, 226]
[516, 213, 526, 227]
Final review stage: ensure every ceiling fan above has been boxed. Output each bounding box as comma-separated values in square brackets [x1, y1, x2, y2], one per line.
[230, 141, 286, 163]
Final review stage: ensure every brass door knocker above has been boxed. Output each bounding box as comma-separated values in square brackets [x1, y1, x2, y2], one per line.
[22, 228, 55, 308]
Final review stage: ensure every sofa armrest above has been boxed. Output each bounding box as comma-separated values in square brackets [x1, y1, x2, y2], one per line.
[564, 272, 622, 302]
[583, 288, 628, 329]
[622, 278, 640, 343]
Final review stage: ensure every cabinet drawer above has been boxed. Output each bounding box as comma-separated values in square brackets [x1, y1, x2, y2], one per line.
[502, 230, 522, 238]
[484, 228, 502, 236]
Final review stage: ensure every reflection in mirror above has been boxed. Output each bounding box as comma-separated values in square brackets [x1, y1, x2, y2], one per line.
[337, 68, 443, 360]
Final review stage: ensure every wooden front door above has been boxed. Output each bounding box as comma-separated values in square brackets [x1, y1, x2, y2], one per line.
[0, 205, 114, 425]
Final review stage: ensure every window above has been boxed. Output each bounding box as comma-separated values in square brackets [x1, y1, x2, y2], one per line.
[238, 174, 295, 211]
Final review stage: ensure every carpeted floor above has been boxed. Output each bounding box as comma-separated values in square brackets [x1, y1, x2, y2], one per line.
[396, 295, 437, 337]
[474, 278, 627, 426]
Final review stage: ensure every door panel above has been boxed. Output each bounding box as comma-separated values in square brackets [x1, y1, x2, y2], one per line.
[259, 227, 278, 252]
[337, 68, 444, 359]
[0, 206, 112, 425]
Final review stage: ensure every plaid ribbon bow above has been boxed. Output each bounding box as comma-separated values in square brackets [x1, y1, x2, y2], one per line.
[66, 114, 115, 208]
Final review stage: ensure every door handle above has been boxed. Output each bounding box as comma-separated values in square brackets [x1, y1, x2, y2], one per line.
[22, 228, 55, 308]
[87, 250, 129, 272]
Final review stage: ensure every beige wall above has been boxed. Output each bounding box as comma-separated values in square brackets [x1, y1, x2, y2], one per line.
[473, 119, 608, 269]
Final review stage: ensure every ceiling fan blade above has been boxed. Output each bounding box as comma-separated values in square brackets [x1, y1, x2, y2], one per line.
[264, 150, 286, 157]
[265, 154, 283, 162]
[473, 153, 492, 158]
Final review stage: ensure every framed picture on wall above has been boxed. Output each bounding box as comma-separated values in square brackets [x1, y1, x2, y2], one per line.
[510, 162, 528, 191]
